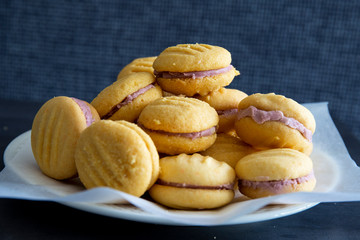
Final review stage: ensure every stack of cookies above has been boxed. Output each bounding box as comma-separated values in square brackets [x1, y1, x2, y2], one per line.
[31, 43, 317, 210]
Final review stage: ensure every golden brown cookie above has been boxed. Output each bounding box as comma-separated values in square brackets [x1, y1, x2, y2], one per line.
[200, 133, 256, 168]
[235, 148, 316, 198]
[75, 120, 159, 197]
[153, 43, 239, 96]
[137, 96, 218, 155]
[234, 93, 316, 155]
[117, 56, 157, 79]
[91, 72, 162, 122]
[196, 88, 247, 133]
[31, 96, 100, 180]
[149, 153, 236, 209]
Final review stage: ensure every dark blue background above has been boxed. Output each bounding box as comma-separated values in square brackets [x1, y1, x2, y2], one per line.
[2, 0, 360, 140]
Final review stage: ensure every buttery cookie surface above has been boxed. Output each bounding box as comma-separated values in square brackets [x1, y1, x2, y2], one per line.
[137, 96, 219, 155]
[149, 153, 236, 209]
[200, 133, 256, 168]
[153, 43, 231, 72]
[91, 72, 162, 122]
[31, 96, 100, 180]
[196, 88, 248, 133]
[235, 93, 316, 155]
[235, 148, 316, 198]
[153, 43, 239, 96]
[75, 120, 159, 197]
[117, 56, 157, 79]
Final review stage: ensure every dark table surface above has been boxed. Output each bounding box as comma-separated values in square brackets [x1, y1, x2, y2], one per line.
[1, 99, 360, 240]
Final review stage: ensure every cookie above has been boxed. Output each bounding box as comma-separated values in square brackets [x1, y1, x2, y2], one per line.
[137, 96, 218, 155]
[200, 133, 256, 168]
[31, 96, 100, 180]
[235, 148, 316, 198]
[149, 153, 236, 209]
[117, 56, 157, 79]
[91, 72, 162, 122]
[234, 93, 316, 155]
[153, 43, 239, 96]
[75, 120, 159, 197]
[196, 88, 247, 133]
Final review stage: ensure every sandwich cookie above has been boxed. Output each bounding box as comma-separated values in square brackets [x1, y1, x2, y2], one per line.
[149, 153, 236, 209]
[75, 120, 159, 197]
[235, 148, 316, 198]
[196, 88, 247, 134]
[91, 72, 162, 122]
[234, 93, 316, 155]
[137, 96, 219, 155]
[117, 56, 157, 79]
[153, 43, 239, 96]
[31, 96, 100, 180]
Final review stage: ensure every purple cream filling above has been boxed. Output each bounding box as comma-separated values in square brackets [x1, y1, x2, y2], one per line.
[156, 178, 234, 190]
[237, 106, 313, 142]
[102, 84, 155, 119]
[217, 108, 238, 117]
[139, 124, 217, 140]
[238, 171, 315, 194]
[154, 65, 234, 79]
[71, 97, 95, 127]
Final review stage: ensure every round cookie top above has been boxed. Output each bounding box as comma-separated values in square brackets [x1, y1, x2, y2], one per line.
[32, 96, 99, 131]
[137, 96, 219, 133]
[158, 153, 235, 186]
[196, 88, 248, 110]
[91, 72, 156, 118]
[235, 148, 313, 181]
[153, 43, 232, 72]
[238, 93, 316, 133]
[116, 120, 160, 187]
[75, 120, 159, 197]
[117, 56, 157, 79]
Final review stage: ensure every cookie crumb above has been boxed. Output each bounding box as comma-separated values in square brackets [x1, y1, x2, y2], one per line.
[153, 119, 161, 125]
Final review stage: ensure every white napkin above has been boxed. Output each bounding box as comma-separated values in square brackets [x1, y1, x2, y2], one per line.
[1, 102, 360, 226]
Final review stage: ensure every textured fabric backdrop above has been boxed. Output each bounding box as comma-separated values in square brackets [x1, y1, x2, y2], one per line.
[2, 0, 360, 140]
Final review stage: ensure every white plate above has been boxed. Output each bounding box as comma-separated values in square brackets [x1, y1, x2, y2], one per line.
[3, 131, 322, 226]
[62, 201, 318, 225]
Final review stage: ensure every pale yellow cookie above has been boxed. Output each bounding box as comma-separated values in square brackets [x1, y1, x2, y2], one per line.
[31, 96, 100, 180]
[235, 93, 316, 155]
[137, 96, 218, 155]
[117, 56, 157, 79]
[75, 120, 159, 197]
[149, 153, 236, 209]
[91, 72, 162, 122]
[200, 133, 256, 168]
[196, 88, 247, 133]
[235, 148, 316, 198]
[153, 43, 239, 96]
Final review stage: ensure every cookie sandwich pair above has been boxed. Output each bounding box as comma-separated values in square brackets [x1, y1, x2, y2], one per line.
[153, 43, 248, 136]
